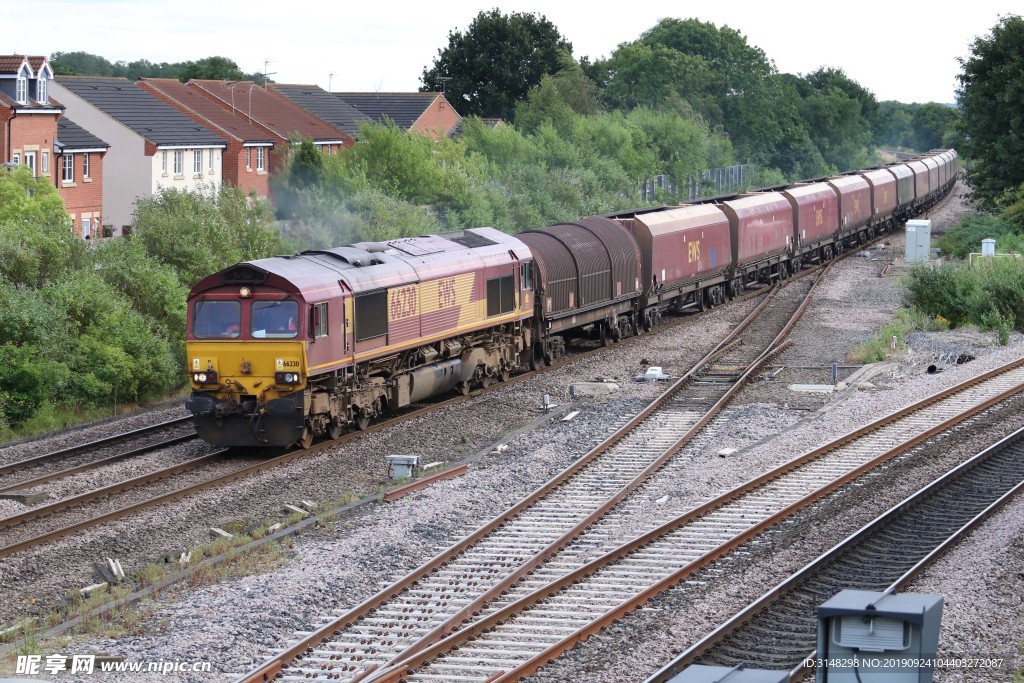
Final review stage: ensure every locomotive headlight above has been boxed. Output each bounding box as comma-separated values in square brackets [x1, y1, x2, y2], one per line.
[192, 371, 218, 384]
[274, 372, 302, 384]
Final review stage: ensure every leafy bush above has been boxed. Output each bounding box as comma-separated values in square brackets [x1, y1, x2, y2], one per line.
[936, 213, 1024, 259]
[905, 259, 1024, 343]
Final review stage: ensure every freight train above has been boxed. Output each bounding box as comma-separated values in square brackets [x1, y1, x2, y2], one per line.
[185, 150, 959, 448]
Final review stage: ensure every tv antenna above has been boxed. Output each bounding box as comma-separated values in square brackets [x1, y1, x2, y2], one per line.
[262, 59, 277, 86]
[437, 76, 451, 95]
[328, 72, 334, 91]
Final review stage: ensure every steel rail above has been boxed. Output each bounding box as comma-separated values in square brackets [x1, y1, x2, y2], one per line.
[645, 424, 1024, 683]
[361, 357, 1024, 683]
[238, 265, 832, 683]
[0, 433, 198, 495]
[0, 416, 194, 477]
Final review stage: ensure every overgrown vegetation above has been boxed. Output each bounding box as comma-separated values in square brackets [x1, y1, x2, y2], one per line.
[905, 260, 1023, 344]
[0, 170, 282, 437]
[847, 308, 942, 363]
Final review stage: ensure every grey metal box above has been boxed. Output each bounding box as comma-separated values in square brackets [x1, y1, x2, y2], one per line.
[668, 664, 789, 683]
[905, 220, 932, 263]
[816, 589, 943, 682]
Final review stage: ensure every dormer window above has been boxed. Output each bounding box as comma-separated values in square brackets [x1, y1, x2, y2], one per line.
[16, 74, 27, 104]
[36, 75, 47, 104]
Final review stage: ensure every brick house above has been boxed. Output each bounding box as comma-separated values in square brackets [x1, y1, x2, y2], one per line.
[55, 117, 109, 238]
[0, 55, 62, 180]
[332, 92, 461, 140]
[50, 76, 227, 231]
[269, 84, 368, 142]
[188, 80, 353, 161]
[137, 78, 275, 198]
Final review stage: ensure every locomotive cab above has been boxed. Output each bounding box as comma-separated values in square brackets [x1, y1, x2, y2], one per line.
[185, 268, 314, 449]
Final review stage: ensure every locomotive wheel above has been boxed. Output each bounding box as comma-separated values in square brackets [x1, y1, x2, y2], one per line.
[457, 381, 471, 395]
[298, 425, 314, 450]
[357, 413, 371, 431]
[328, 422, 343, 440]
[529, 353, 541, 371]
[500, 368, 510, 383]
[481, 373, 493, 388]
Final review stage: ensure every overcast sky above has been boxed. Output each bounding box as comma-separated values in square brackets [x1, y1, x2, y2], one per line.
[6, 1, 1019, 105]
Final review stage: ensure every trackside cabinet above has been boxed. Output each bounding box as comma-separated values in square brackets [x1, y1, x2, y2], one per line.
[668, 664, 788, 683]
[816, 590, 943, 682]
[905, 219, 932, 263]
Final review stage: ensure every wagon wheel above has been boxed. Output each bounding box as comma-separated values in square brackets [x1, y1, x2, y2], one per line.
[328, 422, 344, 440]
[697, 290, 708, 312]
[297, 424, 314, 450]
[529, 353, 541, 372]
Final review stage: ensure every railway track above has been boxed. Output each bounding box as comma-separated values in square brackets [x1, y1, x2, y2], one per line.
[646, 424, 1024, 682]
[235, 263, 837, 683]
[0, 416, 196, 486]
[296, 357, 1024, 683]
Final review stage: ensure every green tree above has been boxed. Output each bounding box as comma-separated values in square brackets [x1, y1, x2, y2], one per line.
[792, 68, 878, 171]
[131, 184, 282, 289]
[956, 14, 1024, 207]
[421, 9, 572, 120]
[911, 102, 960, 152]
[0, 167, 84, 287]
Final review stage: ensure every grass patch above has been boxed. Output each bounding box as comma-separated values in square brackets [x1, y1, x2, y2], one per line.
[847, 308, 944, 363]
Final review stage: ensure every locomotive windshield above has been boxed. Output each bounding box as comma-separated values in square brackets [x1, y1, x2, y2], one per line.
[193, 301, 241, 338]
[252, 300, 299, 338]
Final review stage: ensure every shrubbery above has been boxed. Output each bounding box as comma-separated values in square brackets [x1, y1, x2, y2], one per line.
[905, 260, 1023, 344]
[0, 174, 282, 436]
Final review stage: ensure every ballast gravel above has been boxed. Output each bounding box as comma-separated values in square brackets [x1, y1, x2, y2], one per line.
[3, 184, 1021, 683]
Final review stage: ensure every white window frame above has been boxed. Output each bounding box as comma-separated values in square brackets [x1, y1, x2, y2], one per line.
[16, 75, 27, 103]
[36, 76, 47, 103]
[193, 150, 202, 174]
[82, 218, 91, 239]
[62, 154, 73, 182]
[208, 149, 214, 171]
[256, 147, 265, 171]
[161, 150, 167, 173]
[173, 150, 183, 175]
[24, 151, 36, 176]
[83, 153, 90, 179]
[13, 153, 20, 166]
[41, 151, 49, 174]
[246, 148, 251, 169]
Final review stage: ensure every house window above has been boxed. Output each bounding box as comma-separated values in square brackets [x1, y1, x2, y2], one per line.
[256, 147, 265, 171]
[36, 76, 47, 103]
[193, 150, 202, 174]
[24, 151, 36, 177]
[246, 148, 251, 168]
[162, 150, 167, 173]
[173, 150, 183, 175]
[63, 154, 73, 182]
[82, 218, 91, 239]
[12, 153, 19, 166]
[16, 75, 27, 103]
[83, 153, 90, 178]
[208, 149, 214, 171]
[41, 151, 49, 174]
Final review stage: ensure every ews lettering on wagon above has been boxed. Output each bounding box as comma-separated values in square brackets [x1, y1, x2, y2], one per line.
[687, 240, 701, 264]
[437, 278, 457, 309]
[390, 286, 417, 321]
